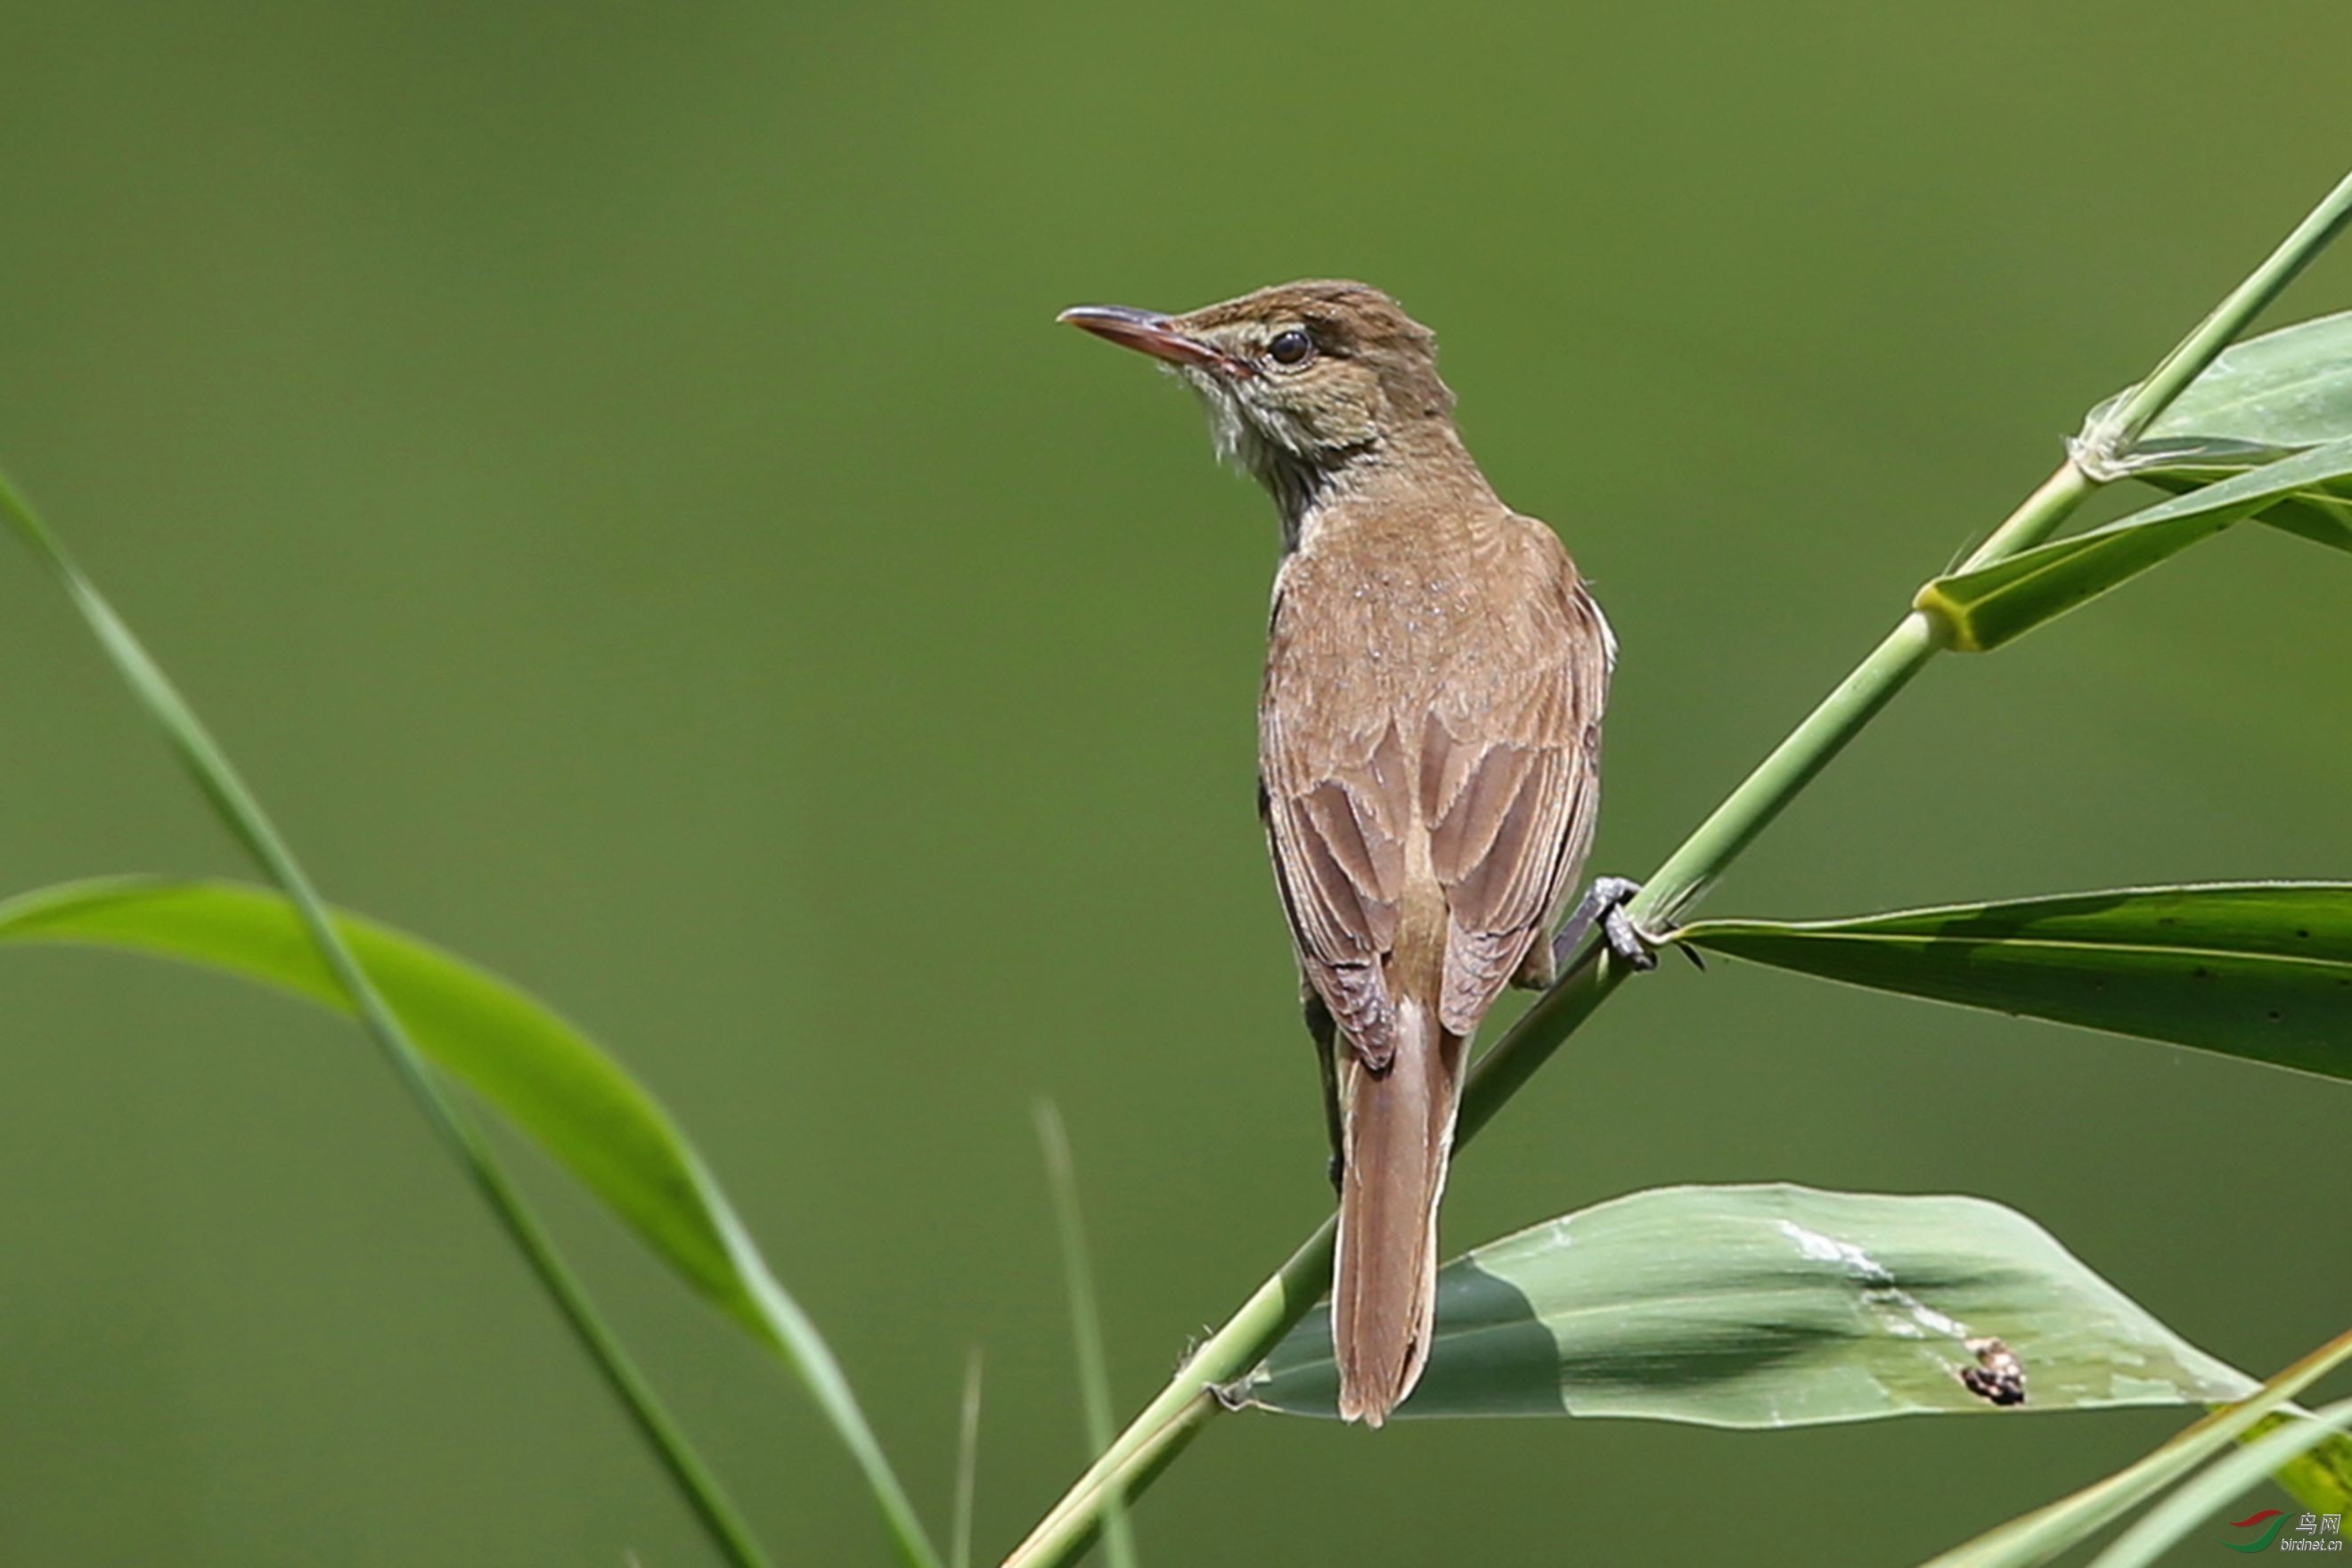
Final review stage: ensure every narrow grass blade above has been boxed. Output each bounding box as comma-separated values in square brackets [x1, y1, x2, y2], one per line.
[1247, 1184, 2251, 1424]
[1916, 439, 2352, 651]
[1924, 1327, 2352, 1567]
[2090, 1399, 2352, 1567]
[951, 1347, 984, 1568]
[0, 877, 937, 1568]
[1674, 883, 2352, 1082]
[1034, 1102, 1137, 1568]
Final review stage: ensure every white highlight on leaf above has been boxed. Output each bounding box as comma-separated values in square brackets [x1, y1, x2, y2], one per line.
[1777, 1220, 1972, 1345]
[1776, 1220, 1893, 1282]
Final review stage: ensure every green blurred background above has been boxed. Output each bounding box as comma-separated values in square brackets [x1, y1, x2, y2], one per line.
[2, 4, 2348, 1563]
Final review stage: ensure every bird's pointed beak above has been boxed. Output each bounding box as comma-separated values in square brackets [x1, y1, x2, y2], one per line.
[1058, 305, 1235, 373]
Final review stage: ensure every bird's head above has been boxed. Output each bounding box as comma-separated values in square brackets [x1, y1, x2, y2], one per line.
[1058, 280, 1459, 528]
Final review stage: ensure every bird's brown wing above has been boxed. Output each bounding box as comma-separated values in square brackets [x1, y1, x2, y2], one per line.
[1260, 519, 1610, 1056]
[1259, 661, 1411, 1066]
[1425, 527, 1611, 1035]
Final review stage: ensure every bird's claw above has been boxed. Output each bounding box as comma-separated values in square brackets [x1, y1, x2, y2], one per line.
[1601, 894, 1659, 972]
[1553, 875, 1666, 973]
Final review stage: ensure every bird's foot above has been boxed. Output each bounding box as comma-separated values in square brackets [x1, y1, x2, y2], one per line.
[1551, 875, 1665, 973]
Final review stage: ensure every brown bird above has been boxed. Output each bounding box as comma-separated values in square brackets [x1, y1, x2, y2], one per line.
[1060, 281, 1648, 1425]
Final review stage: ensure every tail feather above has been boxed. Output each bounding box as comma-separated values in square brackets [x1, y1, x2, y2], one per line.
[1332, 994, 1465, 1426]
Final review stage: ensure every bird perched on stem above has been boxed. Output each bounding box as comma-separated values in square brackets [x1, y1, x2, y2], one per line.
[1060, 281, 1647, 1426]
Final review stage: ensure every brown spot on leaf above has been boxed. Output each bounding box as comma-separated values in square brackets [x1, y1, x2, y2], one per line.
[1960, 1337, 2026, 1408]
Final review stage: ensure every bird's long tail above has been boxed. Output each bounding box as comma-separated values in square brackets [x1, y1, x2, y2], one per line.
[1333, 993, 1465, 1426]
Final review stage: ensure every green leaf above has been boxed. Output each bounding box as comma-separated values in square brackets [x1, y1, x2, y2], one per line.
[2088, 309, 2352, 472]
[0, 877, 927, 1555]
[1244, 1184, 2252, 1424]
[1925, 1327, 2352, 1568]
[1675, 884, 2352, 1082]
[1916, 439, 2352, 650]
[2083, 310, 2352, 558]
[0, 878, 742, 1309]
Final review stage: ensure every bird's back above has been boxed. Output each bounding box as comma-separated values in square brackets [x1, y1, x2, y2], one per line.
[1262, 503, 1605, 1047]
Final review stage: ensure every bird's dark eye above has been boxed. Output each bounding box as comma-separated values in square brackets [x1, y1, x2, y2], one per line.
[1267, 328, 1314, 367]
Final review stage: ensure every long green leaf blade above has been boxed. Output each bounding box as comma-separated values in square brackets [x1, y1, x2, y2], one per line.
[0, 876, 937, 1564]
[1917, 440, 2352, 651]
[4, 878, 740, 1303]
[1245, 1184, 2252, 1424]
[1675, 884, 2352, 1081]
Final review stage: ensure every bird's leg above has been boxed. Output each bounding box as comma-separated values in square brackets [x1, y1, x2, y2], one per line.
[1549, 875, 1661, 974]
[1303, 991, 1345, 1194]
